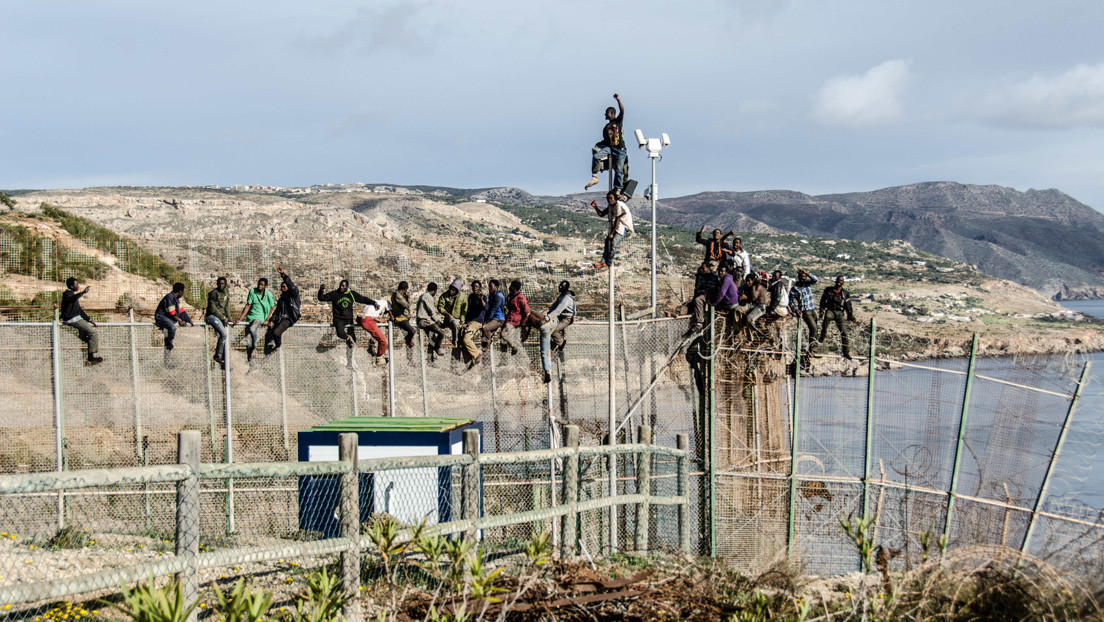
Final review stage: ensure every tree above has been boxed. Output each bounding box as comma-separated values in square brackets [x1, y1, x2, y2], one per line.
[0, 193, 14, 210]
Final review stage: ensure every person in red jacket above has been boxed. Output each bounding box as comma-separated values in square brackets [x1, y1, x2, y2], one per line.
[502, 280, 530, 356]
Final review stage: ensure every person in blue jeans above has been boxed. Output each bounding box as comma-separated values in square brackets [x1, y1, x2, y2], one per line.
[539, 280, 576, 384]
[585, 94, 628, 193]
[155, 282, 194, 366]
[204, 276, 234, 367]
[592, 191, 635, 270]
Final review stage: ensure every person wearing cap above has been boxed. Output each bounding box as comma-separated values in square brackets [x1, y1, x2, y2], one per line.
[818, 275, 858, 360]
[436, 279, 468, 357]
[502, 280, 530, 356]
[356, 297, 391, 360]
[539, 280, 576, 383]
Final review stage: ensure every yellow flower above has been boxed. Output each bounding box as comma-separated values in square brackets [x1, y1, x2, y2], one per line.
[4, 604, 11, 610]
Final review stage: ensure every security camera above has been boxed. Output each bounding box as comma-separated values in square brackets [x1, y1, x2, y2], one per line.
[661, 133, 670, 147]
[634, 129, 647, 148]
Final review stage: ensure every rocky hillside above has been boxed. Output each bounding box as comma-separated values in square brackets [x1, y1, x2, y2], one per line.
[649, 182, 1104, 299]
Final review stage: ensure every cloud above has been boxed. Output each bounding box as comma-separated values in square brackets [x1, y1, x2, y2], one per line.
[813, 60, 910, 127]
[309, 3, 439, 58]
[971, 63, 1104, 129]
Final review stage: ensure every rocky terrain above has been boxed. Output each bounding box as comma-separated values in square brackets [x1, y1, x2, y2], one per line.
[0, 185, 1100, 358]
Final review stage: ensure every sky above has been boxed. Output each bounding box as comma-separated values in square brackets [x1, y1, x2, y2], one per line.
[3, 1, 1104, 209]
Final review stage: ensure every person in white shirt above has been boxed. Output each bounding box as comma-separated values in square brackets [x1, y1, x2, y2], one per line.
[539, 280, 577, 383]
[593, 190, 634, 270]
[356, 298, 392, 358]
[730, 237, 752, 280]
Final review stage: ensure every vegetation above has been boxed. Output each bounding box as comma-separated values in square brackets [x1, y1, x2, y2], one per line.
[0, 221, 108, 283]
[37, 204, 204, 307]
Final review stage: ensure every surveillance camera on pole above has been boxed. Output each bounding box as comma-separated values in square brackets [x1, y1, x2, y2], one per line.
[633, 129, 670, 316]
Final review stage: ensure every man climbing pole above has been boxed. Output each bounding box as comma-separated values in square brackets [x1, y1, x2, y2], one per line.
[586, 94, 628, 193]
[592, 190, 634, 270]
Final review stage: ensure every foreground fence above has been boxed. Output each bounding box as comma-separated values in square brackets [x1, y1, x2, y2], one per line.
[0, 427, 690, 621]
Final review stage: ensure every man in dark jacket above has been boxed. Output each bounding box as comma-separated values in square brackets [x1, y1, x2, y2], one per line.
[264, 269, 300, 356]
[319, 278, 376, 368]
[61, 277, 103, 365]
[461, 280, 487, 365]
[155, 282, 194, 365]
[390, 281, 415, 348]
[205, 276, 234, 366]
[586, 93, 628, 192]
[818, 275, 858, 360]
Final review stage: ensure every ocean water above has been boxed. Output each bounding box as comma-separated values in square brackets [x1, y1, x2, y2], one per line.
[1061, 299, 1104, 320]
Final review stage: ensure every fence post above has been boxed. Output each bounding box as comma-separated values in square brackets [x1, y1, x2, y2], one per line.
[562, 425, 579, 557]
[129, 308, 144, 463]
[338, 433, 362, 622]
[51, 309, 65, 530]
[419, 332, 430, 418]
[175, 430, 200, 622]
[490, 339, 500, 451]
[462, 429, 480, 542]
[634, 425, 652, 552]
[1022, 361, 1091, 554]
[706, 305, 716, 557]
[223, 320, 234, 534]
[787, 326, 801, 555]
[677, 434, 690, 555]
[863, 318, 876, 519]
[608, 253, 618, 554]
[386, 321, 395, 417]
[943, 333, 978, 554]
[278, 348, 289, 457]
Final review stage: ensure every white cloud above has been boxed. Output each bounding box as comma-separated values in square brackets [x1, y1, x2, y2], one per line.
[813, 60, 910, 127]
[972, 63, 1104, 129]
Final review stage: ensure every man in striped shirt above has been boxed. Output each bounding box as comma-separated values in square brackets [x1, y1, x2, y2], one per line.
[789, 268, 819, 346]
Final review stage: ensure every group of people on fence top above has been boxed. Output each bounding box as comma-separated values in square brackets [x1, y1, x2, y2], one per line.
[675, 227, 860, 360]
[58, 271, 578, 384]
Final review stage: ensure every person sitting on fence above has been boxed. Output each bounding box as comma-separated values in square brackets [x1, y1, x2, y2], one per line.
[416, 282, 447, 359]
[697, 226, 734, 272]
[237, 277, 274, 366]
[539, 280, 576, 384]
[788, 268, 820, 349]
[155, 282, 194, 366]
[585, 93, 628, 192]
[743, 272, 769, 331]
[390, 281, 416, 349]
[502, 280, 530, 356]
[592, 191, 634, 270]
[318, 279, 376, 369]
[263, 268, 300, 358]
[460, 279, 487, 367]
[817, 275, 858, 360]
[205, 277, 234, 368]
[61, 277, 103, 365]
[436, 279, 467, 359]
[766, 270, 793, 321]
[712, 264, 740, 314]
[666, 261, 718, 337]
[356, 297, 391, 361]
[480, 279, 507, 354]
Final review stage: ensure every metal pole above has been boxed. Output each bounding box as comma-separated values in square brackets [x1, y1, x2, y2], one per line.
[634, 425, 652, 552]
[337, 433, 362, 622]
[490, 336, 501, 452]
[128, 309, 143, 464]
[607, 248, 618, 552]
[706, 305, 716, 557]
[650, 155, 657, 317]
[418, 331, 430, 418]
[547, 370, 558, 548]
[386, 321, 396, 417]
[175, 430, 200, 622]
[676, 434, 690, 554]
[351, 365, 360, 418]
[223, 320, 234, 534]
[278, 347, 289, 455]
[462, 429, 481, 542]
[51, 310, 64, 530]
[942, 333, 978, 553]
[1022, 362, 1091, 554]
[863, 318, 877, 519]
[562, 425, 579, 557]
[202, 325, 216, 460]
[787, 326, 801, 554]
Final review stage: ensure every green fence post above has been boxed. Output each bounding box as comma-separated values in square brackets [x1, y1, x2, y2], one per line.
[863, 318, 877, 519]
[1022, 361, 1091, 554]
[943, 333, 978, 553]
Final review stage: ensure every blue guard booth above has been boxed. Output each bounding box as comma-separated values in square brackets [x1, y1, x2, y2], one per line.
[297, 416, 482, 538]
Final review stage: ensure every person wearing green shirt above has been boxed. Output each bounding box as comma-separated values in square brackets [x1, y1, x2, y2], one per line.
[236, 277, 274, 364]
[436, 279, 467, 358]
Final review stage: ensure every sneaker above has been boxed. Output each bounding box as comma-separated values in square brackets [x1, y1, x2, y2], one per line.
[86, 355, 104, 366]
[584, 175, 600, 190]
[510, 347, 518, 356]
[593, 262, 607, 270]
[543, 370, 551, 384]
[843, 352, 853, 361]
